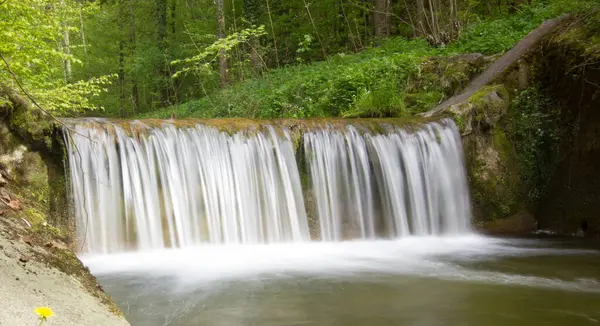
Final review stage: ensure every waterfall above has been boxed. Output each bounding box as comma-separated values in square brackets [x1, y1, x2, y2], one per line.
[65, 122, 309, 254]
[64, 118, 471, 254]
[304, 120, 471, 241]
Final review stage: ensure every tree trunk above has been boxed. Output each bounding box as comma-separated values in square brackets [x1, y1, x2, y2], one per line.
[508, 0, 520, 13]
[60, 0, 72, 83]
[244, 0, 262, 72]
[119, 40, 126, 118]
[118, 0, 127, 117]
[129, 0, 139, 114]
[373, 0, 390, 38]
[170, 0, 176, 34]
[484, 0, 493, 16]
[216, 0, 228, 87]
[78, 0, 87, 55]
[265, 0, 280, 68]
[416, 0, 424, 36]
[156, 0, 169, 106]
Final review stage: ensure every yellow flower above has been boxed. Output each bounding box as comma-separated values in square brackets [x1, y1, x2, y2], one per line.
[35, 306, 54, 320]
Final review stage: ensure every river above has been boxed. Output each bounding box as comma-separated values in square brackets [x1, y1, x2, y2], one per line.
[83, 235, 600, 326]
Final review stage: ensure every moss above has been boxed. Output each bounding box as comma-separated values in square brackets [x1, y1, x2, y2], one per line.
[492, 129, 511, 161]
[447, 111, 466, 134]
[476, 209, 536, 235]
[466, 129, 520, 221]
[8, 105, 55, 150]
[552, 11, 600, 61]
[404, 91, 444, 113]
[468, 85, 510, 122]
[410, 53, 487, 97]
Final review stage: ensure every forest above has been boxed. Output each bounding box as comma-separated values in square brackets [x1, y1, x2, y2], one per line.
[2, 0, 600, 324]
[0, 0, 596, 120]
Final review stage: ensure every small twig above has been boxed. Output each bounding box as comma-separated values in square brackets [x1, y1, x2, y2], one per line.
[585, 77, 600, 90]
[21, 218, 31, 228]
[566, 59, 600, 74]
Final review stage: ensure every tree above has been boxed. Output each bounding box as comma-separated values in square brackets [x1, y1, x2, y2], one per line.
[244, 0, 263, 72]
[0, 0, 113, 115]
[374, 0, 391, 38]
[216, 0, 228, 87]
[156, 0, 169, 105]
[118, 0, 127, 117]
[129, 0, 139, 114]
[61, 0, 73, 83]
[414, 0, 460, 46]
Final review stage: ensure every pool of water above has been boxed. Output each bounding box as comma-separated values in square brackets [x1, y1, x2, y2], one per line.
[82, 236, 600, 326]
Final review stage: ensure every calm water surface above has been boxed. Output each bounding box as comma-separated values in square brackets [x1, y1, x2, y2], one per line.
[82, 236, 600, 326]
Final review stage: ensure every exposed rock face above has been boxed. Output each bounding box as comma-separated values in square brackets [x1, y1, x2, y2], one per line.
[0, 88, 130, 324]
[533, 12, 600, 236]
[444, 85, 523, 224]
[475, 210, 536, 235]
[439, 13, 600, 235]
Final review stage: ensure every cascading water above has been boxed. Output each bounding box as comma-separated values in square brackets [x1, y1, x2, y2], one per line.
[304, 120, 471, 241]
[64, 118, 471, 254]
[65, 121, 309, 254]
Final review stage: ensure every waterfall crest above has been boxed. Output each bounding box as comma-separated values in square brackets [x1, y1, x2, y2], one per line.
[65, 119, 471, 254]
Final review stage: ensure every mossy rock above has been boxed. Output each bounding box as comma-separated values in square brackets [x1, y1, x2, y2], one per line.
[551, 11, 600, 61]
[465, 128, 521, 222]
[474, 209, 536, 235]
[410, 53, 487, 97]
[468, 84, 510, 126]
[446, 102, 474, 135]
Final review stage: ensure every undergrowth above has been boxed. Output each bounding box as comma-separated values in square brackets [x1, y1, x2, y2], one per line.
[140, 0, 596, 120]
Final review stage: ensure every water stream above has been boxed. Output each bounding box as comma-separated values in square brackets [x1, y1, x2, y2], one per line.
[64, 119, 600, 325]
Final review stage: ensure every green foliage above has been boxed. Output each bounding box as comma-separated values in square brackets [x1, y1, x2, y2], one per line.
[0, 0, 114, 115]
[144, 38, 430, 119]
[448, 0, 598, 55]
[1, 0, 595, 118]
[171, 25, 267, 79]
[141, 0, 594, 120]
[343, 79, 407, 118]
[36, 74, 117, 114]
[507, 86, 561, 202]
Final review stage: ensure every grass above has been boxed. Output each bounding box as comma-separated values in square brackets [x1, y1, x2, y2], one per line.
[140, 0, 596, 120]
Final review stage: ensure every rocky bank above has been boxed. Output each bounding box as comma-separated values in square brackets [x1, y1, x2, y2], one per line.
[0, 87, 130, 325]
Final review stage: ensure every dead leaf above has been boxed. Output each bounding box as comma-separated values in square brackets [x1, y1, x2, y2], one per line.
[44, 241, 68, 250]
[21, 235, 33, 246]
[8, 198, 20, 211]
